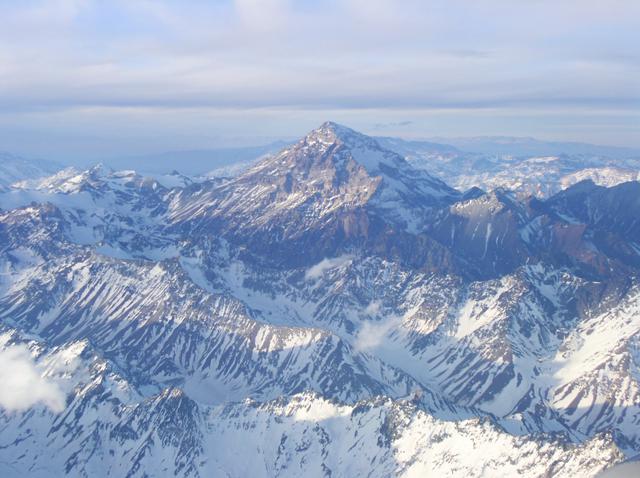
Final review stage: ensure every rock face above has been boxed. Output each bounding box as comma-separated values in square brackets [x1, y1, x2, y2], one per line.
[166, 122, 460, 268]
[0, 122, 639, 477]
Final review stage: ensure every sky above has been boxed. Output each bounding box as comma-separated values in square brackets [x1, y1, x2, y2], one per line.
[0, 0, 638, 160]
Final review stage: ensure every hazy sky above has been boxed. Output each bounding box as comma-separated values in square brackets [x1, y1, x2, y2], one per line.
[0, 0, 639, 160]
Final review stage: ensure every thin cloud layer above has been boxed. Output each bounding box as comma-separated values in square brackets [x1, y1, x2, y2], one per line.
[0, 0, 638, 157]
[1, 0, 636, 110]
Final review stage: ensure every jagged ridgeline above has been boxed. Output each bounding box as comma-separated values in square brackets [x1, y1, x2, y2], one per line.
[0, 122, 639, 477]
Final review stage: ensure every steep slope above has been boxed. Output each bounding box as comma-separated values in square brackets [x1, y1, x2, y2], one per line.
[546, 180, 640, 240]
[172, 238, 640, 451]
[0, 330, 624, 478]
[166, 122, 460, 268]
[426, 189, 532, 276]
[549, 282, 640, 452]
[0, 214, 424, 407]
[543, 180, 640, 271]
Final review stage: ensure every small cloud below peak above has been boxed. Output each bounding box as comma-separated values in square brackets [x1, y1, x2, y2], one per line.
[0, 343, 67, 413]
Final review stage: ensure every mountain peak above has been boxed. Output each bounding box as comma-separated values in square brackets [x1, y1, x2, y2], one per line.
[168, 122, 461, 242]
[302, 121, 374, 150]
[250, 122, 454, 197]
[316, 120, 353, 135]
[240, 123, 460, 209]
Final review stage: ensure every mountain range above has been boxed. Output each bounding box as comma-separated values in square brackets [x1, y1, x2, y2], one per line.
[9, 131, 640, 199]
[0, 122, 639, 477]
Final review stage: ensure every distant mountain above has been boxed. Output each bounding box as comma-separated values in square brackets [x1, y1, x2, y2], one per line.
[426, 135, 640, 158]
[560, 167, 640, 190]
[380, 137, 640, 197]
[375, 136, 461, 155]
[0, 123, 639, 476]
[93, 142, 291, 176]
[0, 152, 63, 191]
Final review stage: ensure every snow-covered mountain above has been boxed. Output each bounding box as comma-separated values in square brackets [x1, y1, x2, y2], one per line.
[560, 167, 640, 190]
[0, 152, 63, 191]
[0, 122, 639, 476]
[376, 137, 640, 198]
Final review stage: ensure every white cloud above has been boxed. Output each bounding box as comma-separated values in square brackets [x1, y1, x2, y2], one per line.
[354, 314, 403, 353]
[0, 344, 66, 413]
[364, 300, 382, 316]
[304, 254, 353, 281]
